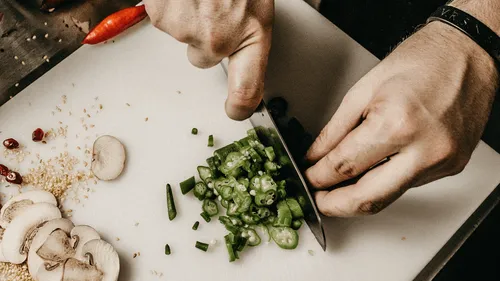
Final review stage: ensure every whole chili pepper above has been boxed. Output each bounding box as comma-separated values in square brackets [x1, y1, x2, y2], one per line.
[82, 5, 147, 45]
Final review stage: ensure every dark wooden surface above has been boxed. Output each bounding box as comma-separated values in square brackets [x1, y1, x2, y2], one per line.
[318, 1, 499, 280]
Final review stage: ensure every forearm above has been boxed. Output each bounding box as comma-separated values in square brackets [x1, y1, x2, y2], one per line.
[450, 0, 500, 34]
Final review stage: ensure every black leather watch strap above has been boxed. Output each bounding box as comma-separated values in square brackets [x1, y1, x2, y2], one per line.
[427, 5, 500, 66]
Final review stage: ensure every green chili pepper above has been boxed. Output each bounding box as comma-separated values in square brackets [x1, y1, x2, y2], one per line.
[195, 241, 209, 252]
[166, 184, 177, 221]
[191, 128, 198, 135]
[264, 146, 276, 161]
[200, 212, 211, 222]
[286, 198, 304, 219]
[202, 199, 219, 216]
[197, 166, 213, 182]
[275, 201, 293, 227]
[291, 219, 303, 230]
[208, 135, 214, 147]
[270, 226, 299, 249]
[224, 234, 237, 262]
[165, 244, 171, 255]
[179, 176, 196, 195]
[192, 221, 200, 230]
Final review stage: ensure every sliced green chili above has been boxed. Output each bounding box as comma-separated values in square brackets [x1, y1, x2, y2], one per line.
[224, 234, 237, 262]
[291, 219, 303, 230]
[197, 166, 213, 182]
[195, 241, 209, 252]
[208, 135, 214, 147]
[264, 146, 276, 161]
[275, 201, 293, 227]
[180, 176, 196, 195]
[202, 199, 219, 216]
[200, 211, 211, 222]
[270, 226, 299, 249]
[166, 184, 177, 221]
[191, 128, 198, 135]
[286, 198, 304, 219]
[165, 244, 171, 255]
[192, 221, 200, 230]
[193, 182, 208, 200]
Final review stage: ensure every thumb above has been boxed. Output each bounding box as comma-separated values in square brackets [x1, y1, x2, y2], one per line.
[225, 37, 271, 121]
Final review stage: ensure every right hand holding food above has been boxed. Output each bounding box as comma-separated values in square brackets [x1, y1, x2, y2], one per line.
[143, 0, 275, 120]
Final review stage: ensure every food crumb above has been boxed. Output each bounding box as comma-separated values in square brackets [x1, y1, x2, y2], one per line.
[26, 38, 31, 42]
[15, 83, 19, 87]
[308, 250, 315, 256]
[32, 35, 36, 40]
[126, 103, 130, 107]
[14, 56, 18, 60]
[58, 38, 62, 43]
[401, 237, 406, 241]
[99, 104, 103, 110]
[116, 237, 120, 241]
[133, 253, 137, 258]
[145, 117, 149, 122]
[45, 33, 49, 38]
[21, 61, 25, 65]
[176, 90, 181, 94]
[44, 22, 48, 25]
[134, 222, 140, 227]
[138, 252, 141, 256]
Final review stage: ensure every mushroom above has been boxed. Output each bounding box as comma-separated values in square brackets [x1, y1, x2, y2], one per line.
[79, 239, 120, 281]
[70, 225, 100, 260]
[0, 190, 57, 228]
[62, 258, 103, 281]
[28, 218, 74, 277]
[91, 135, 126, 181]
[2, 202, 61, 264]
[35, 260, 64, 281]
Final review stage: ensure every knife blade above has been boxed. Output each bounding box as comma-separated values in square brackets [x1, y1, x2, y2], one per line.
[220, 62, 326, 250]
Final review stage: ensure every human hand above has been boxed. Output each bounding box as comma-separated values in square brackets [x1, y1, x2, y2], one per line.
[143, 0, 274, 120]
[305, 22, 499, 217]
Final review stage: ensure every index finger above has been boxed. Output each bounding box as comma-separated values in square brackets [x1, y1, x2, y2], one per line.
[314, 152, 417, 217]
[225, 33, 272, 120]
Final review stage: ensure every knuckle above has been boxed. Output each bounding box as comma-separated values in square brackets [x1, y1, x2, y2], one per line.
[357, 199, 386, 215]
[330, 155, 358, 179]
[434, 137, 461, 166]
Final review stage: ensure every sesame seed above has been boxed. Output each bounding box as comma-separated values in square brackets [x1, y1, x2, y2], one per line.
[44, 22, 47, 25]
[27, 38, 31, 42]
[58, 38, 62, 43]
[45, 33, 49, 38]
[21, 61, 25, 65]
[126, 103, 130, 106]
[15, 83, 19, 87]
[32, 35, 37, 40]
[14, 56, 18, 60]
[145, 117, 149, 122]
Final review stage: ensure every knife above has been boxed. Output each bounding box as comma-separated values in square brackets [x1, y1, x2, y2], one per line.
[220, 61, 326, 250]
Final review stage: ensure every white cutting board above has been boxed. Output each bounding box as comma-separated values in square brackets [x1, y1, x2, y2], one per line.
[1, 0, 500, 281]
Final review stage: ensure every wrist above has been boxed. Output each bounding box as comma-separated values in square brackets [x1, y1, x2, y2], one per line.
[449, 0, 500, 35]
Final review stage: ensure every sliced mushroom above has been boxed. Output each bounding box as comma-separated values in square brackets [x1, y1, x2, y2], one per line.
[37, 229, 75, 262]
[81, 239, 120, 281]
[91, 135, 126, 181]
[28, 218, 74, 277]
[63, 258, 103, 281]
[70, 225, 100, 260]
[35, 260, 64, 281]
[0, 190, 57, 228]
[2, 203, 61, 264]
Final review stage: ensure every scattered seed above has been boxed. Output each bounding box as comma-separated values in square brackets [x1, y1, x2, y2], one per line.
[46, 59, 50, 63]
[15, 83, 19, 87]
[44, 22, 47, 25]
[308, 250, 315, 256]
[133, 253, 137, 258]
[44, 33, 49, 38]
[26, 38, 31, 42]
[76, 146, 81, 150]
[90, 124, 95, 128]
[83, 108, 86, 113]
[14, 56, 18, 60]
[126, 103, 130, 107]
[145, 117, 149, 122]
[43, 55, 48, 60]
[116, 237, 120, 241]
[176, 90, 181, 94]
[21, 61, 25, 65]
[401, 237, 406, 241]
[87, 114, 91, 118]
[99, 104, 103, 110]
[134, 222, 139, 227]
[32, 35, 37, 40]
